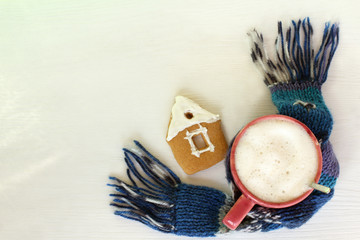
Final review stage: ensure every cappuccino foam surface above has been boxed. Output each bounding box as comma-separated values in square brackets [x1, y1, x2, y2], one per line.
[235, 119, 319, 203]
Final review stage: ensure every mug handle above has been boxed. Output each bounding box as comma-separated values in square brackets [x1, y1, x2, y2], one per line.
[222, 194, 255, 230]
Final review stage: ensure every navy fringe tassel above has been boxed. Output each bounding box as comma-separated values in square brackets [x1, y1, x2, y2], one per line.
[108, 141, 181, 233]
[108, 141, 232, 237]
[249, 17, 339, 86]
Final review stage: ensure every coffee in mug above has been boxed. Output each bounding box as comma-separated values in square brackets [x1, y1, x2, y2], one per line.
[234, 118, 319, 203]
[222, 115, 329, 230]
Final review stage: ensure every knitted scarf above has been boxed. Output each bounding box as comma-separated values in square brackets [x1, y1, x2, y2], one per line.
[108, 18, 340, 237]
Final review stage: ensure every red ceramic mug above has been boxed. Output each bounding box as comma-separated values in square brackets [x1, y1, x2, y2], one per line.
[222, 115, 323, 230]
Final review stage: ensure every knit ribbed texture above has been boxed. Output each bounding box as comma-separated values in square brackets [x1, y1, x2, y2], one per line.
[270, 81, 333, 143]
[174, 184, 232, 237]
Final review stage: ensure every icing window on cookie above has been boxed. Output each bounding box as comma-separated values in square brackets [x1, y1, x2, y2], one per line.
[184, 124, 215, 158]
[192, 134, 208, 150]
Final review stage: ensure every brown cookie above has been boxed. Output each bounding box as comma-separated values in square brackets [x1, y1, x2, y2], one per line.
[166, 96, 228, 175]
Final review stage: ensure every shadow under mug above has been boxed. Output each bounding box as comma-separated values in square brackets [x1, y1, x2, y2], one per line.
[222, 115, 322, 230]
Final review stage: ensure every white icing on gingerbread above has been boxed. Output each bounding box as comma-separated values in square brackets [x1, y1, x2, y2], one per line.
[166, 96, 220, 141]
[184, 124, 215, 157]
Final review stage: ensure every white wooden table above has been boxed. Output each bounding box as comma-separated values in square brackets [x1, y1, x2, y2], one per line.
[0, 1, 359, 239]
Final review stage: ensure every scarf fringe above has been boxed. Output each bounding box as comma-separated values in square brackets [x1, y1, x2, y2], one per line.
[249, 17, 339, 86]
[108, 141, 181, 233]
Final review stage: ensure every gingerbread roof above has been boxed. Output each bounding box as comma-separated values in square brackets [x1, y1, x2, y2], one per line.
[166, 96, 220, 141]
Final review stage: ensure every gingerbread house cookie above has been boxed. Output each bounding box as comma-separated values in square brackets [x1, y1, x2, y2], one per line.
[166, 96, 228, 175]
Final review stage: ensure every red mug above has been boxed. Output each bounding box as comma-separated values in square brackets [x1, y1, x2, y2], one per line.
[222, 115, 322, 230]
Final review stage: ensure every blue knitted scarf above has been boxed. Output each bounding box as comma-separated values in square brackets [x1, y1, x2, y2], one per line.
[108, 18, 340, 237]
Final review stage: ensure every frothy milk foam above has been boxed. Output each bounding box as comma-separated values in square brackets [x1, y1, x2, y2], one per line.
[235, 119, 318, 203]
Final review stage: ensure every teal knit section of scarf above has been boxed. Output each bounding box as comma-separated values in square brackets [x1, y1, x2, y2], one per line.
[270, 82, 333, 143]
